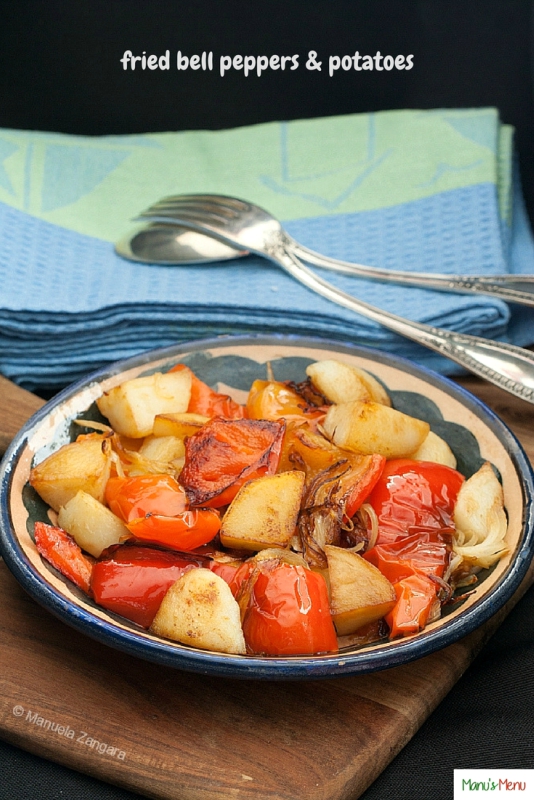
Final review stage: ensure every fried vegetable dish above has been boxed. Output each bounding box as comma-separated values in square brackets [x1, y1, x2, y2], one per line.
[29, 359, 509, 656]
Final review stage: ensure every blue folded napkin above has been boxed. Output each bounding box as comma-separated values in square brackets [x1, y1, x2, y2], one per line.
[0, 108, 532, 390]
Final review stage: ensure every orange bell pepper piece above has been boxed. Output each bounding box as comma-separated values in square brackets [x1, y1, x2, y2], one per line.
[246, 379, 326, 426]
[385, 573, 439, 638]
[179, 417, 285, 507]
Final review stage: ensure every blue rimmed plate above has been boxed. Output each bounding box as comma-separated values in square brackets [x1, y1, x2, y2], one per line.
[1, 335, 533, 679]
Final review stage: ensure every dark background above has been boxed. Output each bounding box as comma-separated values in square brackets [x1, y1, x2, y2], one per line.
[1, 2, 534, 798]
[1, 0, 533, 220]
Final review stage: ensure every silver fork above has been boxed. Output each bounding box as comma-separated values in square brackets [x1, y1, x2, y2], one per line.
[137, 194, 534, 403]
[137, 194, 534, 307]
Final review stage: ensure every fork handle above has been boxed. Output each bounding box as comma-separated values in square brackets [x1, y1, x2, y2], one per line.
[269, 243, 534, 404]
[288, 238, 534, 308]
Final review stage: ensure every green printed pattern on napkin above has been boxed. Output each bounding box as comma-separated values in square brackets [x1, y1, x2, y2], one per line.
[0, 108, 511, 242]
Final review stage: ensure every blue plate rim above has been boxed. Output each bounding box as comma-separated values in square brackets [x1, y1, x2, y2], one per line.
[1, 333, 533, 680]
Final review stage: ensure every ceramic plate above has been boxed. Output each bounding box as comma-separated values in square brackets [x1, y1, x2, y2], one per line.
[1, 335, 533, 679]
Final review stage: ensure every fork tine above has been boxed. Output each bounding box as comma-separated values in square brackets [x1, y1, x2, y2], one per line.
[145, 194, 248, 216]
[137, 207, 232, 228]
[149, 196, 224, 208]
[139, 201, 241, 228]
[147, 200, 237, 221]
[155, 194, 249, 210]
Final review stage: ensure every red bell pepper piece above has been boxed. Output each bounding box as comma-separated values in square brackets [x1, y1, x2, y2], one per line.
[241, 562, 338, 655]
[365, 532, 451, 639]
[179, 417, 285, 508]
[344, 453, 386, 518]
[367, 459, 465, 544]
[364, 460, 462, 638]
[91, 545, 205, 628]
[209, 559, 253, 598]
[170, 364, 245, 419]
[364, 530, 451, 583]
[34, 521, 94, 594]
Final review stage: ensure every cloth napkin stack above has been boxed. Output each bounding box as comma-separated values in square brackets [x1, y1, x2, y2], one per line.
[0, 108, 532, 390]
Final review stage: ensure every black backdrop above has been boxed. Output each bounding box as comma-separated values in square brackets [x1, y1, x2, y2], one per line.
[1, 2, 534, 798]
[1, 0, 533, 218]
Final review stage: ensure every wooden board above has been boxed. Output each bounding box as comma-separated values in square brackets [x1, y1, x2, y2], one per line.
[1, 374, 533, 800]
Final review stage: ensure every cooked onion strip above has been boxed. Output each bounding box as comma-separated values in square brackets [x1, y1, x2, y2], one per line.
[453, 463, 508, 569]
[358, 503, 379, 551]
[426, 597, 442, 625]
[428, 573, 453, 603]
[74, 418, 113, 434]
[110, 450, 125, 478]
[298, 461, 350, 568]
[121, 450, 182, 477]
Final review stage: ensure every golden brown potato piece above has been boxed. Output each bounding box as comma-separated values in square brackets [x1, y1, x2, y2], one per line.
[220, 471, 305, 551]
[306, 359, 391, 406]
[29, 436, 112, 512]
[325, 545, 396, 635]
[410, 430, 457, 468]
[57, 490, 130, 557]
[322, 400, 429, 458]
[453, 462, 508, 569]
[138, 435, 186, 463]
[152, 412, 209, 440]
[97, 370, 192, 438]
[150, 569, 246, 655]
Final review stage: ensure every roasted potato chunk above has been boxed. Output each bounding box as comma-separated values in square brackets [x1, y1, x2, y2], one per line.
[97, 370, 192, 438]
[220, 471, 305, 551]
[30, 436, 112, 512]
[138, 435, 186, 463]
[322, 400, 429, 458]
[150, 568, 246, 654]
[410, 430, 457, 468]
[306, 359, 391, 406]
[325, 545, 396, 635]
[57, 490, 130, 557]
